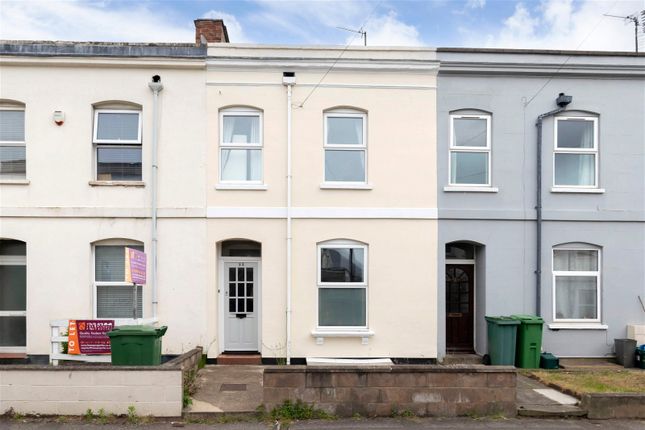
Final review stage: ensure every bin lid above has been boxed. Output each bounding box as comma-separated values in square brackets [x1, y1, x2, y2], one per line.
[107, 325, 167, 337]
[485, 316, 520, 325]
[510, 314, 544, 324]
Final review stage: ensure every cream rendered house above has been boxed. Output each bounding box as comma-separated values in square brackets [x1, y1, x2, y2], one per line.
[204, 44, 439, 362]
[0, 21, 440, 363]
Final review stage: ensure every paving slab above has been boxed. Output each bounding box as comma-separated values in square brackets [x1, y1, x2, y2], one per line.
[184, 365, 264, 416]
[516, 374, 586, 417]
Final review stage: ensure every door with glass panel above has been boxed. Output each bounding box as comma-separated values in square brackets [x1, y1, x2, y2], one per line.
[224, 262, 258, 351]
[445, 264, 474, 352]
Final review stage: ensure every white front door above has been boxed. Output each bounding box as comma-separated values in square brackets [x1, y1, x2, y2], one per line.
[223, 261, 259, 351]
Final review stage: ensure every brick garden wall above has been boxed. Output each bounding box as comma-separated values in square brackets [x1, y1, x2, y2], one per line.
[263, 365, 516, 417]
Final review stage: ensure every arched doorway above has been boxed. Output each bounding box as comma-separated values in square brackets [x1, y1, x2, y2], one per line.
[445, 242, 477, 352]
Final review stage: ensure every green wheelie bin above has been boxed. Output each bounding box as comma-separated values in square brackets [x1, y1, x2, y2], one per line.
[485, 316, 520, 365]
[107, 325, 168, 365]
[510, 315, 544, 368]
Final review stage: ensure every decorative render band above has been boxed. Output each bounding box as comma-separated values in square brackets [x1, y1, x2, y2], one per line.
[206, 207, 439, 219]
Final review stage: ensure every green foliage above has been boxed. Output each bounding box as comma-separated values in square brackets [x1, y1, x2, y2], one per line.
[182, 368, 197, 408]
[96, 408, 108, 424]
[269, 400, 335, 422]
[126, 405, 139, 424]
[198, 354, 207, 369]
[83, 408, 94, 421]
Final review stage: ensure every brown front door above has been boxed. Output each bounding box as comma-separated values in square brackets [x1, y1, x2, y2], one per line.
[446, 264, 474, 352]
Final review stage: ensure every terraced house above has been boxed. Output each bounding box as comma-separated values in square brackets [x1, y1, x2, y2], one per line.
[0, 19, 643, 364]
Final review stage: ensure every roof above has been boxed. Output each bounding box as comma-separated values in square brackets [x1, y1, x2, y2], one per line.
[437, 47, 645, 57]
[0, 40, 206, 58]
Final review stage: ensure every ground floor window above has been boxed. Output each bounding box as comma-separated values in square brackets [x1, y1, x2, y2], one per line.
[0, 239, 26, 348]
[317, 241, 367, 328]
[94, 243, 143, 319]
[553, 247, 600, 321]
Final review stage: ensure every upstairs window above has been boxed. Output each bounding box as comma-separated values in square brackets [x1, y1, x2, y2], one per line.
[553, 247, 600, 322]
[449, 114, 491, 186]
[219, 108, 263, 183]
[94, 243, 143, 319]
[318, 241, 367, 328]
[93, 109, 142, 181]
[554, 117, 598, 188]
[324, 111, 367, 183]
[0, 104, 26, 179]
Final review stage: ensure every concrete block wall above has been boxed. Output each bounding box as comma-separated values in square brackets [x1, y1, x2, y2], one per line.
[0, 368, 182, 417]
[263, 365, 516, 417]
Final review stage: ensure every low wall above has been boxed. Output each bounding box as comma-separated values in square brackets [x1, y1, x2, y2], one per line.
[0, 347, 203, 417]
[582, 393, 645, 419]
[263, 365, 516, 417]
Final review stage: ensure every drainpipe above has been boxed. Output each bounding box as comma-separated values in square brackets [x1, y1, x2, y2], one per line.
[534, 92, 571, 317]
[148, 75, 163, 320]
[283, 72, 296, 364]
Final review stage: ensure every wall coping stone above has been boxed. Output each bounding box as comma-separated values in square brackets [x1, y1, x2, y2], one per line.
[264, 365, 516, 374]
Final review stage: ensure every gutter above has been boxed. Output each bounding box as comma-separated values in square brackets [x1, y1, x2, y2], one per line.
[148, 76, 164, 319]
[283, 72, 296, 364]
[534, 93, 571, 316]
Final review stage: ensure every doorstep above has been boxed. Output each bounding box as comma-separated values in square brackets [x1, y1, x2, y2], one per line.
[216, 353, 262, 365]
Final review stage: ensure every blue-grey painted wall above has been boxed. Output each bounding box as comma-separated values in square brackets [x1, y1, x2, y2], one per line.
[436, 50, 645, 358]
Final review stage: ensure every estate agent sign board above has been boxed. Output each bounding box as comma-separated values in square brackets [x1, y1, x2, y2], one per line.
[67, 320, 114, 354]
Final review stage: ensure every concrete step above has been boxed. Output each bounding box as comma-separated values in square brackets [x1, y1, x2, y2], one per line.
[517, 404, 587, 417]
[216, 353, 262, 365]
[442, 354, 483, 365]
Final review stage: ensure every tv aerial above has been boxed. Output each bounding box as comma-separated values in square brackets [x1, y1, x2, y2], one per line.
[336, 26, 367, 46]
[603, 11, 644, 53]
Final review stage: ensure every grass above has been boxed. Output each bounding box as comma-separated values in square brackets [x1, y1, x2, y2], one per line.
[530, 370, 645, 395]
[266, 400, 335, 423]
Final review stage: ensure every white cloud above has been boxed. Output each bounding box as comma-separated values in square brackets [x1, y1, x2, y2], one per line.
[203, 10, 252, 43]
[470, 0, 645, 51]
[348, 10, 424, 46]
[0, 0, 193, 43]
[466, 0, 486, 9]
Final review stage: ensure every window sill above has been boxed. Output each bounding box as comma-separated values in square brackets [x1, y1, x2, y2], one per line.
[0, 352, 27, 359]
[215, 184, 268, 191]
[311, 329, 374, 345]
[0, 179, 30, 185]
[320, 183, 373, 190]
[551, 187, 605, 194]
[443, 186, 498, 193]
[548, 323, 608, 330]
[89, 181, 145, 187]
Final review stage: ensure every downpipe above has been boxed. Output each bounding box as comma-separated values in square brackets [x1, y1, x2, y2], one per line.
[148, 75, 163, 320]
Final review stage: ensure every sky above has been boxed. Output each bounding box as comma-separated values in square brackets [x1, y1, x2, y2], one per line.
[1, 0, 644, 51]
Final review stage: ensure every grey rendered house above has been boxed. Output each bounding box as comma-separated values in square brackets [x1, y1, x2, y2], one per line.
[435, 48, 645, 359]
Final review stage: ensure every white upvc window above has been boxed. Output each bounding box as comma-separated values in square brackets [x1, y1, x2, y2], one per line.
[317, 241, 368, 329]
[553, 117, 598, 188]
[0, 240, 26, 352]
[552, 248, 601, 323]
[93, 243, 143, 320]
[449, 114, 491, 186]
[323, 111, 367, 184]
[0, 106, 26, 180]
[219, 108, 263, 184]
[93, 109, 143, 181]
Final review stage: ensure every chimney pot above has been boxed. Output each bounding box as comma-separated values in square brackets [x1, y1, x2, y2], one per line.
[194, 19, 229, 45]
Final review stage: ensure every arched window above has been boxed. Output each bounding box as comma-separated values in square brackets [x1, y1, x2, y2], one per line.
[93, 239, 144, 319]
[219, 107, 263, 184]
[0, 100, 26, 180]
[552, 243, 601, 322]
[93, 101, 143, 182]
[0, 239, 26, 349]
[323, 108, 367, 184]
[317, 239, 367, 328]
[449, 110, 491, 186]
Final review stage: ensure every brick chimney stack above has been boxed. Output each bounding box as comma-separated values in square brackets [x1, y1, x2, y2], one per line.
[194, 19, 230, 45]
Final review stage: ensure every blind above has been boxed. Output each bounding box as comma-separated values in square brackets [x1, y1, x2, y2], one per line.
[95, 245, 143, 282]
[0, 110, 25, 142]
[96, 284, 143, 318]
[96, 112, 140, 142]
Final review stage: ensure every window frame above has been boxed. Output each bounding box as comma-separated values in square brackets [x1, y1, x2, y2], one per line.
[323, 111, 368, 185]
[0, 240, 27, 352]
[218, 109, 264, 185]
[553, 116, 599, 189]
[0, 106, 27, 180]
[316, 241, 368, 330]
[92, 242, 144, 322]
[92, 109, 143, 182]
[448, 114, 492, 187]
[551, 247, 601, 323]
